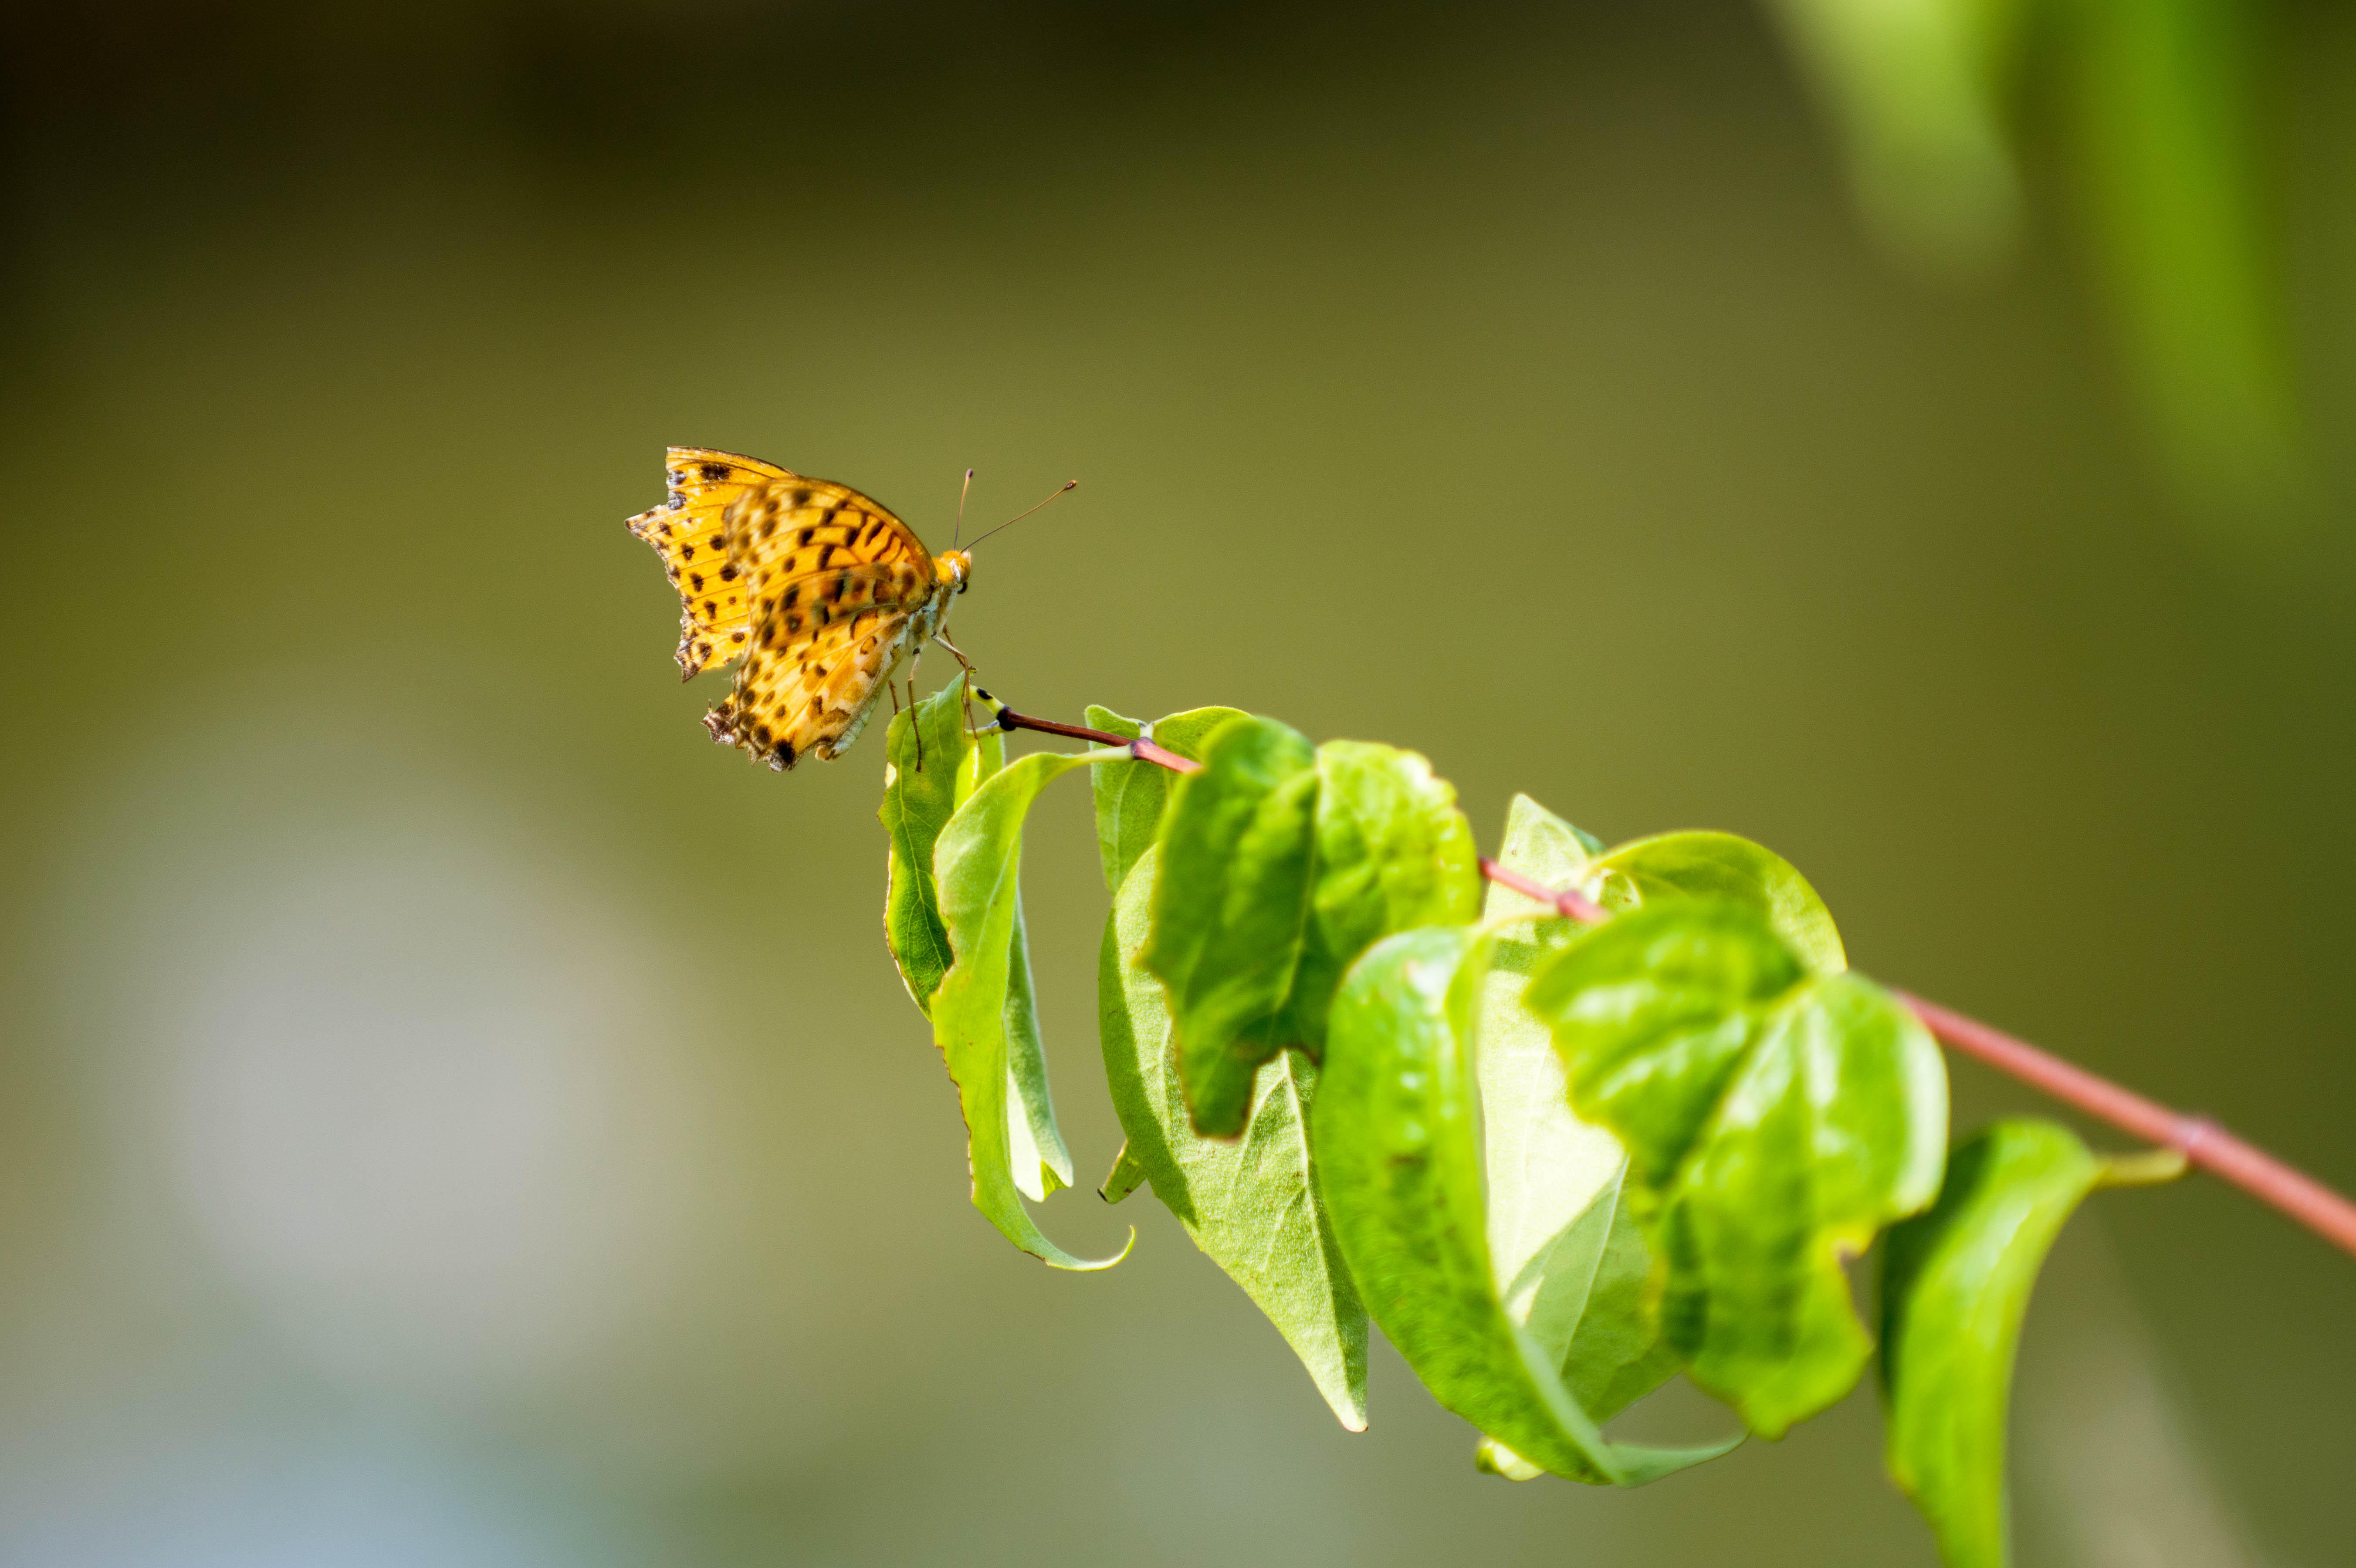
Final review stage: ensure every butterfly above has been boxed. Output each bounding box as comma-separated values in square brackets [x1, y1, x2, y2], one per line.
[626, 447, 1058, 770]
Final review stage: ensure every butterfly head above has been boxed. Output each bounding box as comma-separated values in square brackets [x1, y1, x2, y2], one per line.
[936, 550, 974, 595]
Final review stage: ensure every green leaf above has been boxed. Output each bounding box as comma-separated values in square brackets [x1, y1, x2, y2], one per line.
[880, 684, 1073, 1203]
[1000, 891, 1070, 1202]
[1765, 0, 2026, 279]
[1143, 720, 1483, 1138]
[880, 681, 984, 1013]
[1592, 831, 1846, 975]
[2065, 0, 2304, 524]
[1284, 741, 1483, 1050]
[1098, 845, 1368, 1429]
[1882, 1120, 2125, 1568]
[931, 747, 1124, 1269]
[1472, 797, 1681, 1480]
[1316, 926, 1740, 1485]
[1084, 705, 1246, 895]
[1527, 902, 1946, 1437]
[1473, 802, 1847, 1456]
[1142, 715, 1321, 1137]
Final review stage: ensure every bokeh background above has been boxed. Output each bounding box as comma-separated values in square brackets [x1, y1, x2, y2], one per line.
[2, 1, 2352, 1564]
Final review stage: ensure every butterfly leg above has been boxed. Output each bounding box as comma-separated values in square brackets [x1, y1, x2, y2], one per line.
[932, 631, 978, 676]
[904, 643, 927, 771]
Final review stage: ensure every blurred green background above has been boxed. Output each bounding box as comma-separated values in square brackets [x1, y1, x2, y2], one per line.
[1, 1, 2351, 1563]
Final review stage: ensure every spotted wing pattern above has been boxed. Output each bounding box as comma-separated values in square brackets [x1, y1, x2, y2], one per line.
[704, 476, 943, 770]
[625, 447, 794, 676]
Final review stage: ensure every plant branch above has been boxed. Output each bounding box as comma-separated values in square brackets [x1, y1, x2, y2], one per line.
[1479, 852, 2356, 1260]
[1893, 991, 2356, 1257]
[993, 700, 2356, 1261]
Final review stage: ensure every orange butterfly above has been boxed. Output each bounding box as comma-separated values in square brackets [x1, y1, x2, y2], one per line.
[626, 447, 1058, 770]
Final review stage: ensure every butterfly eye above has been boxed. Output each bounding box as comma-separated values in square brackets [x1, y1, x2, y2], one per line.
[958, 577, 969, 595]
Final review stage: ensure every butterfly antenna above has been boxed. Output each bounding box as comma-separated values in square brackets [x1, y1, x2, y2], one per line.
[951, 467, 975, 549]
[967, 480, 1078, 549]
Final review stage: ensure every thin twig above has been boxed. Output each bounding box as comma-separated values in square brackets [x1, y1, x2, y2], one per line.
[1477, 856, 1611, 923]
[991, 703, 1202, 773]
[990, 698, 2356, 1261]
[1894, 991, 2356, 1257]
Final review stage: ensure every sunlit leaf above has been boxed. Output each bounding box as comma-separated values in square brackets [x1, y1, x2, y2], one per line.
[1144, 720, 1483, 1138]
[1592, 830, 1846, 975]
[1143, 716, 1322, 1137]
[1881, 1119, 2155, 1568]
[1100, 845, 1368, 1429]
[880, 681, 982, 1012]
[931, 746, 1125, 1269]
[1527, 902, 1946, 1437]
[1284, 740, 1482, 1050]
[1317, 925, 1740, 1485]
[1473, 797, 1679, 1478]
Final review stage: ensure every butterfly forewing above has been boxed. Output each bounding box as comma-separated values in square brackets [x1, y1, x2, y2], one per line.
[625, 447, 795, 676]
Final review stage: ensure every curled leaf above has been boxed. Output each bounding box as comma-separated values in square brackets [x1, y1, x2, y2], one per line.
[880, 681, 983, 1011]
[931, 747, 1124, 1269]
[1882, 1119, 2133, 1568]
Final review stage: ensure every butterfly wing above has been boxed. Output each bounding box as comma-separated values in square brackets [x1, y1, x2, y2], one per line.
[708, 476, 944, 768]
[626, 447, 795, 677]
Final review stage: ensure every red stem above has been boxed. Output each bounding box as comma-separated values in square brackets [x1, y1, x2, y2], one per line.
[994, 702, 2356, 1261]
[1478, 856, 1612, 924]
[1892, 992, 2356, 1257]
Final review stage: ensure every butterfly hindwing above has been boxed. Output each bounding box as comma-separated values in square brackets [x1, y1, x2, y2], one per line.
[711, 592, 928, 768]
[709, 475, 944, 769]
[625, 447, 795, 677]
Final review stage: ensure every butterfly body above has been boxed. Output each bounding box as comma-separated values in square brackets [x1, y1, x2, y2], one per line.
[627, 447, 972, 769]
